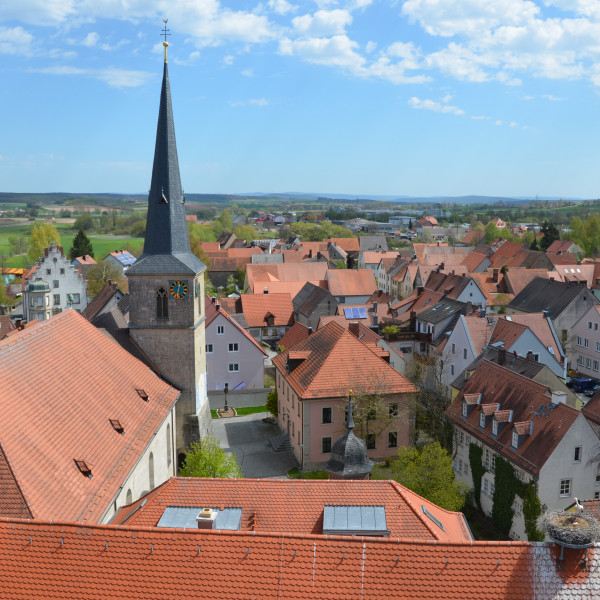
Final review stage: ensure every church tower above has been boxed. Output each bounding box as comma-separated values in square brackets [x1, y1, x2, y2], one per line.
[127, 33, 212, 459]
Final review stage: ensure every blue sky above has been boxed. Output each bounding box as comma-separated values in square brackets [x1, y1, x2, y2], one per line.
[2, 0, 600, 198]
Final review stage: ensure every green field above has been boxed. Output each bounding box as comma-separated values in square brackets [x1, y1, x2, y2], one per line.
[0, 221, 143, 268]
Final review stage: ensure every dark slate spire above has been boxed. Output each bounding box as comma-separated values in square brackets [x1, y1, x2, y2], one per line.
[128, 42, 205, 276]
[324, 393, 374, 480]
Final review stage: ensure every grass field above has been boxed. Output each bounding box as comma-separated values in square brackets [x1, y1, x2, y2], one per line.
[0, 221, 143, 268]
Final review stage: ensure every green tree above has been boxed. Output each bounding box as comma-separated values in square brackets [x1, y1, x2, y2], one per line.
[539, 220, 559, 251]
[390, 443, 468, 511]
[69, 229, 95, 260]
[219, 209, 233, 231]
[179, 435, 243, 478]
[234, 224, 258, 243]
[86, 259, 123, 297]
[8, 236, 27, 256]
[28, 223, 60, 262]
[73, 213, 95, 231]
[266, 389, 278, 416]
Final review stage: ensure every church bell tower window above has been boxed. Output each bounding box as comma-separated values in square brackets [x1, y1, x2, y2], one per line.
[157, 288, 169, 320]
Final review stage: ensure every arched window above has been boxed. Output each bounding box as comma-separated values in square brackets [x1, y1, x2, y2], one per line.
[126, 489, 132, 504]
[156, 288, 168, 319]
[166, 424, 172, 468]
[149, 452, 155, 489]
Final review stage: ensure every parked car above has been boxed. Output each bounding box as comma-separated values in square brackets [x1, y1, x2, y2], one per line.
[572, 378, 598, 393]
[584, 385, 600, 397]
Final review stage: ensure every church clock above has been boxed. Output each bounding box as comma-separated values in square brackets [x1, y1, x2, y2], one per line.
[169, 280, 189, 299]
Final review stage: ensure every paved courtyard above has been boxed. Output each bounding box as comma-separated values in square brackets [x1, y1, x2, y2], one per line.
[212, 412, 297, 479]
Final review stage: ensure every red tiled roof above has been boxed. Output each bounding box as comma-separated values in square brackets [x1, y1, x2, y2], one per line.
[278, 322, 311, 350]
[503, 269, 553, 295]
[112, 477, 469, 542]
[316, 316, 381, 344]
[461, 251, 488, 272]
[240, 293, 294, 327]
[253, 280, 324, 298]
[273, 321, 417, 399]
[246, 263, 329, 290]
[547, 240, 575, 254]
[205, 296, 267, 355]
[447, 361, 579, 476]
[6, 516, 597, 599]
[0, 315, 15, 340]
[460, 230, 485, 245]
[0, 444, 31, 519]
[326, 269, 376, 297]
[0, 310, 180, 522]
[494, 410, 512, 422]
[82, 281, 120, 321]
[329, 237, 360, 252]
[73, 255, 97, 265]
[464, 393, 481, 405]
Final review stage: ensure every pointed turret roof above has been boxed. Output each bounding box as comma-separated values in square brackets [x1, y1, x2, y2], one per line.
[128, 55, 205, 276]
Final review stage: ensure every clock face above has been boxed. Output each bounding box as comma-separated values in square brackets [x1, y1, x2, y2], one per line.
[169, 280, 189, 299]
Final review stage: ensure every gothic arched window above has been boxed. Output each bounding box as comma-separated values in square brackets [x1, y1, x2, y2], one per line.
[156, 288, 168, 319]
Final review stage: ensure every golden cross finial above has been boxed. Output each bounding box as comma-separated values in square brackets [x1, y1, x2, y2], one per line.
[161, 19, 171, 63]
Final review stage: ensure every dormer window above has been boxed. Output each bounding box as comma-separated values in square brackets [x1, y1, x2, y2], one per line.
[492, 420, 498, 436]
[479, 411, 486, 428]
[512, 431, 518, 448]
[462, 402, 468, 418]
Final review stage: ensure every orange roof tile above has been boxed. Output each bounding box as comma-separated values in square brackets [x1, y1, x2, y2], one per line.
[253, 280, 324, 299]
[278, 322, 311, 350]
[6, 516, 596, 600]
[73, 254, 97, 265]
[329, 237, 360, 252]
[240, 293, 294, 327]
[326, 269, 376, 297]
[461, 251, 488, 272]
[273, 321, 417, 399]
[0, 310, 180, 522]
[246, 263, 329, 289]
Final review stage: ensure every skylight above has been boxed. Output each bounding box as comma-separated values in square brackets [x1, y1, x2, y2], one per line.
[421, 506, 445, 531]
[136, 389, 149, 402]
[322, 505, 389, 536]
[74, 460, 92, 478]
[110, 419, 124, 434]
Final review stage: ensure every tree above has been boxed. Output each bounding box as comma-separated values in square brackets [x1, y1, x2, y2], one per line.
[390, 442, 468, 511]
[86, 259, 123, 297]
[179, 435, 243, 478]
[28, 223, 60, 262]
[69, 229, 95, 260]
[266, 389, 278, 417]
[73, 213, 95, 231]
[8, 235, 27, 256]
[219, 209, 233, 231]
[539, 220, 559, 251]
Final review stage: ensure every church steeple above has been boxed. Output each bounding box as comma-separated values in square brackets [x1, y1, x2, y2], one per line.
[129, 30, 204, 276]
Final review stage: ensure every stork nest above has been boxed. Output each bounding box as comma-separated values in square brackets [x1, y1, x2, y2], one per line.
[539, 510, 600, 547]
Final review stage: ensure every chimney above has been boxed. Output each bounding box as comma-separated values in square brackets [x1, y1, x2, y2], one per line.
[349, 322, 360, 338]
[409, 310, 417, 331]
[211, 297, 216, 303]
[417, 286, 424, 296]
[196, 508, 218, 530]
[498, 347, 506, 365]
[309, 249, 313, 258]
[492, 268, 499, 284]
[215, 300, 220, 310]
[263, 289, 269, 294]
[443, 289, 450, 296]
[526, 350, 533, 361]
[551, 391, 567, 405]
[307, 326, 313, 335]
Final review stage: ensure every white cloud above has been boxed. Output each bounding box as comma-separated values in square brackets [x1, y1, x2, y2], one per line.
[0, 0, 76, 26]
[408, 96, 465, 115]
[292, 10, 352, 36]
[267, 0, 297, 15]
[495, 120, 503, 125]
[471, 115, 490, 120]
[542, 94, 563, 100]
[0, 26, 34, 55]
[223, 55, 235, 65]
[82, 32, 99, 47]
[30, 65, 153, 88]
[241, 68, 253, 76]
[230, 98, 269, 106]
[365, 40, 376, 53]
[280, 34, 365, 70]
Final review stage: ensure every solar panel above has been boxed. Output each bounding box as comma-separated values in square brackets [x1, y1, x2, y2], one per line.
[358, 307, 367, 318]
[344, 308, 353, 319]
[352, 307, 361, 318]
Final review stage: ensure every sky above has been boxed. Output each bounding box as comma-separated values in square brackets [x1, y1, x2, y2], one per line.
[2, 0, 600, 198]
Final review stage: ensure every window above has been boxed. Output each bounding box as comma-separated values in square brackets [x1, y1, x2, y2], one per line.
[459, 430, 465, 444]
[587, 358, 592, 369]
[156, 288, 168, 319]
[596, 323, 599, 331]
[217, 325, 224, 335]
[149, 452, 155, 489]
[560, 479, 571, 497]
[388, 432, 398, 448]
[420, 342, 426, 352]
[167, 424, 172, 467]
[205, 344, 213, 353]
[462, 402, 468, 417]
[585, 338, 590, 348]
[72, 293, 80, 304]
[263, 328, 269, 336]
[388, 403, 399, 417]
[53, 294, 60, 305]
[596, 491, 600, 499]
[589, 321, 593, 330]
[512, 431, 519, 448]
[60, 268, 65, 275]
[577, 336, 583, 347]
[463, 348, 467, 359]
[596, 342, 600, 353]
[37, 297, 43, 307]
[228, 363, 239, 372]
[126, 489, 132, 504]
[53, 280, 59, 288]
[491, 453, 496, 471]
[322, 437, 332, 453]
[450, 364, 455, 376]
[322, 407, 332, 424]
[594, 360, 599, 372]
[228, 343, 239, 352]
[367, 408, 376, 421]
[479, 411, 486, 428]
[492, 420, 498, 436]
[574, 446, 582, 462]
[338, 296, 345, 304]
[484, 448, 491, 469]
[490, 480, 495, 496]
[46, 296, 50, 306]
[46, 269, 51, 275]
[483, 478, 489, 495]
[366, 433, 376, 449]
[451, 343, 456, 353]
